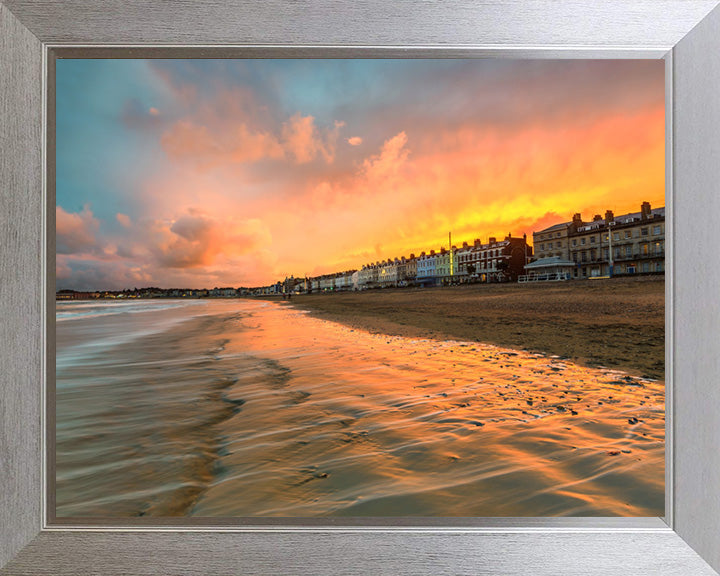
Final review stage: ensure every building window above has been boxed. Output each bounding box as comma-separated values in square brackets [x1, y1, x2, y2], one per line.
[590, 236, 596, 244]
[603, 249, 609, 259]
[625, 230, 632, 239]
[641, 228, 649, 236]
[625, 246, 632, 257]
[656, 261, 664, 272]
[613, 232, 620, 241]
[642, 244, 649, 255]
[642, 262, 650, 272]
[572, 239, 577, 246]
[655, 242, 663, 254]
[556, 241, 561, 248]
[614, 247, 621, 258]
[581, 238, 586, 245]
[581, 251, 587, 262]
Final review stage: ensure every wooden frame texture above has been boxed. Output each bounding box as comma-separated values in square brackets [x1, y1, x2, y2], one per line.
[1, 1, 719, 574]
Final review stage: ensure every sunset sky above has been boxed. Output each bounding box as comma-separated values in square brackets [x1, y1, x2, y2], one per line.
[56, 59, 664, 290]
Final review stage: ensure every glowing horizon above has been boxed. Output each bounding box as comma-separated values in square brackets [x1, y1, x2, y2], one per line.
[56, 59, 664, 290]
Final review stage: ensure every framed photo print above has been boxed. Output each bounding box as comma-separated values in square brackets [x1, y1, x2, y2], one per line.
[1, 1, 720, 575]
[53, 56, 666, 521]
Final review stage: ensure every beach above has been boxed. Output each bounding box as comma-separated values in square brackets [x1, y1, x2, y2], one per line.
[56, 296, 664, 518]
[277, 276, 664, 380]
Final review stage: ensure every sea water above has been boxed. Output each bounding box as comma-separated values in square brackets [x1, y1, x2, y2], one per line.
[55, 299, 664, 517]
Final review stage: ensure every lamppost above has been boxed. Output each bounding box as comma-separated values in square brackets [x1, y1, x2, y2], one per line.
[607, 222, 615, 277]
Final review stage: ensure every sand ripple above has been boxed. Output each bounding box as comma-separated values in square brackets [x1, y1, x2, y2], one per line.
[56, 299, 664, 517]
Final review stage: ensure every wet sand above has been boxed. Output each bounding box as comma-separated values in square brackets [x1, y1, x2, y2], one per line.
[56, 298, 664, 518]
[277, 277, 664, 380]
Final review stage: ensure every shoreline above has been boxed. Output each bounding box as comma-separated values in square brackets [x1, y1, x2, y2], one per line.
[261, 277, 664, 380]
[56, 306, 252, 517]
[56, 296, 664, 517]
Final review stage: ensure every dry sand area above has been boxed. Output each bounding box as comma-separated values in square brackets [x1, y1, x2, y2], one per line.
[282, 277, 664, 380]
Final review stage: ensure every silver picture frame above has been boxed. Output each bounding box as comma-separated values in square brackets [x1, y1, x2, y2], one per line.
[1, 1, 719, 574]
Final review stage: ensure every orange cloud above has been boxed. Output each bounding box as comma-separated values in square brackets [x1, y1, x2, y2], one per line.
[272, 105, 664, 275]
[58, 60, 668, 291]
[147, 211, 272, 270]
[281, 114, 343, 164]
[161, 121, 218, 161]
[160, 106, 343, 169]
[161, 120, 284, 168]
[97, 65, 664, 288]
[362, 131, 409, 182]
[282, 114, 321, 164]
[229, 125, 284, 163]
[56, 205, 100, 255]
[152, 100, 662, 285]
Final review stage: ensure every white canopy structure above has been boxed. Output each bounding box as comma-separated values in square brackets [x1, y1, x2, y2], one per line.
[519, 256, 576, 282]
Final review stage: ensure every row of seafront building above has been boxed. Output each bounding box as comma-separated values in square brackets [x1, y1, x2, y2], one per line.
[55, 201, 665, 299]
[298, 234, 532, 294]
[298, 200, 664, 293]
[55, 286, 240, 300]
[527, 201, 665, 281]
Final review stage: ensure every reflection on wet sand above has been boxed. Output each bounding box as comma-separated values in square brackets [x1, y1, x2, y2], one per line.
[56, 299, 663, 517]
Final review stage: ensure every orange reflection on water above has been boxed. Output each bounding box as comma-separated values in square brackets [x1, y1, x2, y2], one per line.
[56, 299, 664, 517]
[197, 301, 663, 517]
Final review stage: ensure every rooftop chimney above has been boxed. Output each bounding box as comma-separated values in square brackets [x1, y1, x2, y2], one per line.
[572, 213, 583, 225]
[489, 237, 497, 244]
[641, 201, 652, 219]
[605, 210, 615, 223]
[463, 241, 469, 248]
[593, 214, 602, 222]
